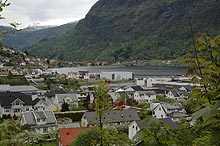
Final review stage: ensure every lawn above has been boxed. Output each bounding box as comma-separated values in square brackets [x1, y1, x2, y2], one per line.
[35, 141, 57, 146]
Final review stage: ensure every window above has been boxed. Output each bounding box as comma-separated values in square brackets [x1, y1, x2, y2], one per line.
[14, 109, 20, 112]
[43, 128, 47, 133]
[4, 108, 10, 113]
[161, 115, 163, 118]
[159, 108, 161, 111]
[15, 100, 20, 105]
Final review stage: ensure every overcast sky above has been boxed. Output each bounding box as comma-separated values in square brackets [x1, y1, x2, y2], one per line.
[1, 0, 98, 28]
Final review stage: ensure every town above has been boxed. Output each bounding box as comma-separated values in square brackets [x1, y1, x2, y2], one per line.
[0, 50, 196, 145]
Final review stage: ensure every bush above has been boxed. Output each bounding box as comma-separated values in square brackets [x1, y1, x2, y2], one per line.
[55, 112, 84, 122]
[70, 127, 101, 146]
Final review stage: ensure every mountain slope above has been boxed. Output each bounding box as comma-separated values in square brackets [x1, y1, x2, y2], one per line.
[1, 22, 77, 50]
[25, 0, 220, 62]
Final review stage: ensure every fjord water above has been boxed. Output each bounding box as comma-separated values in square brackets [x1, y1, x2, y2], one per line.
[52, 66, 187, 77]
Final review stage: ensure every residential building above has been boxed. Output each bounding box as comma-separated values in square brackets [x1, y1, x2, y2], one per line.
[0, 92, 34, 117]
[21, 111, 58, 134]
[134, 90, 157, 103]
[81, 109, 140, 127]
[151, 102, 189, 122]
[128, 118, 176, 141]
[166, 89, 188, 100]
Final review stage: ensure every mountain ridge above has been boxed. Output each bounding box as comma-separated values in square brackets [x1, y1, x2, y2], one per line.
[21, 0, 220, 62]
[1, 21, 78, 50]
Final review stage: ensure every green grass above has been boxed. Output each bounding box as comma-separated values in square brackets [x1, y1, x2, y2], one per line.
[35, 141, 56, 146]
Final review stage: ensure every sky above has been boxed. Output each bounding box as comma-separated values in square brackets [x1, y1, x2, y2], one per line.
[1, 0, 98, 28]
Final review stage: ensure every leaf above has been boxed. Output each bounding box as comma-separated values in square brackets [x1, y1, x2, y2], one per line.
[192, 106, 217, 121]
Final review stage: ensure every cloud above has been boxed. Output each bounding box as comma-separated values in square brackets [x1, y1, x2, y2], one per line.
[1, 0, 98, 28]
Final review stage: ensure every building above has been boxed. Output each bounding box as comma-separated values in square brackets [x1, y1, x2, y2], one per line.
[134, 90, 157, 103]
[166, 89, 188, 100]
[21, 111, 58, 134]
[100, 72, 134, 81]
[151, 102, 189, 122]
[128, 118, 176, 141]
[81, 109, 140, 127]
[0, 92, 35, 117]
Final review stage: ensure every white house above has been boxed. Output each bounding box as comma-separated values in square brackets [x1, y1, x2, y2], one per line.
[151, 102, 189, 122]
[166, 89, 188, 100]
[128, 118, 176, 141]
[21, 111, 58, 134]
[134, 91, 157, 103]
[55, 94, 78, 110]
[0, 92, 34, 117]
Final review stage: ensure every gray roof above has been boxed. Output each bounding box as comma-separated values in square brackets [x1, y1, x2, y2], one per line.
[0, 92, 34, 107]
[59, 123, 80, 128]
[136, 90, 156, 95]
[131, 86, 144, 91]
[0, 85, 10, 92]
[22, 111, 57, 126]
[10, 85, 39, 92]
[168, 112, 189, 118]
[159, 118, 176, 127]
[84, 109, 140, 125]
[161, 102, 184, 110]
[136, 118, 176, 129]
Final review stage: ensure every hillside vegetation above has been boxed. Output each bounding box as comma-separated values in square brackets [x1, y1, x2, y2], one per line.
[1, 22, 77, 50]
[25, 0, 220, 62]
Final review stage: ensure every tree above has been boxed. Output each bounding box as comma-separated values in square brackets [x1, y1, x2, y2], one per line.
[0, 0, 20, 44]
[184, 34, 220, 145]
[93, 82, 111, 146]
[138, 118, 175, 146]
[0, 119, 42, 146]
[61, 102, 70, 112]
[70, 127, 101, 146]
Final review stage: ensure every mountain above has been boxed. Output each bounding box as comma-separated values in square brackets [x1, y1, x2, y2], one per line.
[1, 22, 77, 50]
[25, 0, 220, 62]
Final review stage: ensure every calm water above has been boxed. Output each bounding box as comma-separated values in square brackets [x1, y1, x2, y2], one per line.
[52, 66, 187, 78]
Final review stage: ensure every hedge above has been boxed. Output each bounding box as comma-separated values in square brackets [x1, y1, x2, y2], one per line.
[55, 112, 85, 122]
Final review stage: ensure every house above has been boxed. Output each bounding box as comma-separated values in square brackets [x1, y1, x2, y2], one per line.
[166, 89, 188, 100]
[21, 110, 58, 134]
[151, 102, 189, 122]
[134, 90, 157, 103]
[128, 118, 176, 141]
[0, 92, 34, 117]
[124, 86, 144, 97]
[58, 127, 86, 146]
[81, 109, 140, 127]
[33, 98, 52, 111]
[55, 94, 78, 110]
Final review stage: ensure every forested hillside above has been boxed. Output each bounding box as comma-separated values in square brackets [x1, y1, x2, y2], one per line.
[26, 0, 220, 62]
[0, 22, 77, 50]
